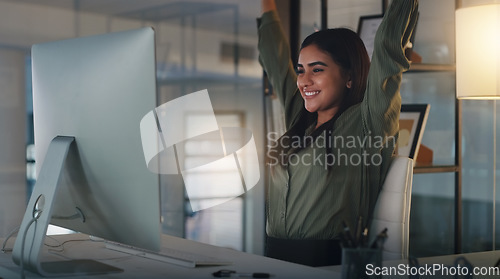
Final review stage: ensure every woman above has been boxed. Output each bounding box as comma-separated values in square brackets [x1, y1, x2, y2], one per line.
[258, 0, 419, 266]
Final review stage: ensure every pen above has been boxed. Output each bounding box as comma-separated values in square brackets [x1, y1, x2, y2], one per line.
[213, 270, 271, 278]
[370, 228, 388, 249]
[354, 216, 363, 247]
[338, 231, 350, 248]
[341, 221, 355, 247]
[361, 227, 369, 247]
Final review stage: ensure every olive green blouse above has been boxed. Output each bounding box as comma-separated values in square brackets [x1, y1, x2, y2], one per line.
[258, 0, 419, 239]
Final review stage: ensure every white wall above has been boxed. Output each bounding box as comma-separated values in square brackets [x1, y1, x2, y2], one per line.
[0, 48, 26, 237]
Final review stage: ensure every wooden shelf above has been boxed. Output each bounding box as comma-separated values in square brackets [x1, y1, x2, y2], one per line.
[407, 63, 455, 72]
[413, 164, 459, 174]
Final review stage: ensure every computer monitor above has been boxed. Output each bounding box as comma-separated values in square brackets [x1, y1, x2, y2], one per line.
[12, 27, 160, 276]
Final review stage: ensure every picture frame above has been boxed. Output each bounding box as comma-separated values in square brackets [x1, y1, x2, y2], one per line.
[357, 14, 384, 61]
[357, 8, 419, 61]
[396, 104, 430, 160]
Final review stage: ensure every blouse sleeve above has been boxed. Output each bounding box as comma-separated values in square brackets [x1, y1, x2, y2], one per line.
[361, 0, 419, 139]
[257, 11, 304, 130]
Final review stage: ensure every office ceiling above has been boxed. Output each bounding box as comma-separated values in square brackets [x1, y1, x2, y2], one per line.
[0, 0, 372, 40]
[0, 0, 258, 17]
[0, 0, 262, 36]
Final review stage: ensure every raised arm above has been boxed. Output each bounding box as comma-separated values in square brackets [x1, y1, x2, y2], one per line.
[362, 0, 419, 139]
[258, 0, 304, 129]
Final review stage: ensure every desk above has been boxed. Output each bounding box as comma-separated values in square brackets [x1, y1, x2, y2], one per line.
[3, 234, 500, 279]
[321, 250, 500, 278]
[0, 233, 339, 279]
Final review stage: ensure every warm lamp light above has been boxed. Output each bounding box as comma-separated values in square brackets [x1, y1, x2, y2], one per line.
[456, 4, 500, 99]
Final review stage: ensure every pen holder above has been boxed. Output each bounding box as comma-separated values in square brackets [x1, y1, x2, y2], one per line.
[341, 248, 382, 279]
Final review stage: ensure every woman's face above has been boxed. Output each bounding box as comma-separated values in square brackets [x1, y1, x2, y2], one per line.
[297, 44, 351, 118]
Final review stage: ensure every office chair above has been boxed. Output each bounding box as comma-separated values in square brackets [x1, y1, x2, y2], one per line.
[370, 156, 414, 260]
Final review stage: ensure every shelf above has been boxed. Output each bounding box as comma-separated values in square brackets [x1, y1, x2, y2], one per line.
[413, 164, 459, 174]
[156, 70, 261, 86]
[407, 63, 455, 73]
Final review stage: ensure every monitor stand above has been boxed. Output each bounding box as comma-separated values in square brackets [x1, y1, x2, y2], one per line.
[11, 136, 122, 277]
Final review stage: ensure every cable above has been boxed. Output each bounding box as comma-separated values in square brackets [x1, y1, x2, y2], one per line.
[1, 226, 20, 253]
[44, 238, 88, 253]
[44, 236, 136, 261]
[51, 207, 85, 222]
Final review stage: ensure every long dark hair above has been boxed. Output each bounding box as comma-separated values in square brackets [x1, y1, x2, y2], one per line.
[269, 28, 370, 168]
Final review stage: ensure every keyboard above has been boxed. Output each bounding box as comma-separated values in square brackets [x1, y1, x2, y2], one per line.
[104, 241, 232, 268]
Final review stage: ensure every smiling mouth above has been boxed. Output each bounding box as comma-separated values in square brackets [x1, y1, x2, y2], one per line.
[304, 90, 320, 97]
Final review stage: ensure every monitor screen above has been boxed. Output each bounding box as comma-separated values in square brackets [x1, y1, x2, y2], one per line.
[12, 27, 160, 275]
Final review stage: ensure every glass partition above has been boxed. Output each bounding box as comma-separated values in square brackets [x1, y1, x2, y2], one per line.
[148, 2, 265, 254]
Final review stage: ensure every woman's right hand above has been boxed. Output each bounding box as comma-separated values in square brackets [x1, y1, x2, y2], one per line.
[262, 0, 277, 13]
